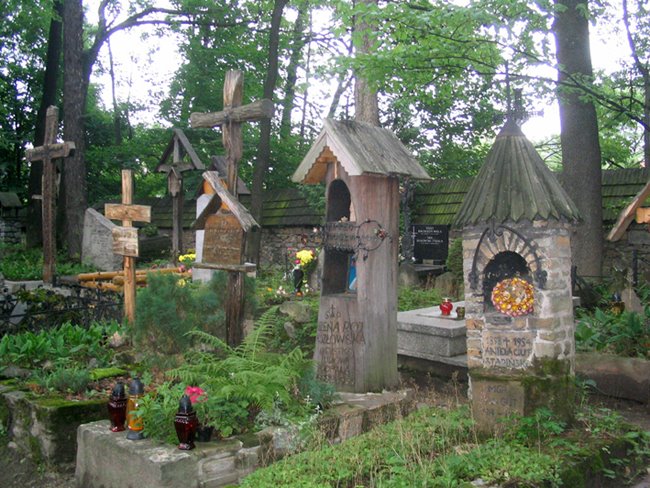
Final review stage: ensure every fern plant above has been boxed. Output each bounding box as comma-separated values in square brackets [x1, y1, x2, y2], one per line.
[139, 321, 316, 441]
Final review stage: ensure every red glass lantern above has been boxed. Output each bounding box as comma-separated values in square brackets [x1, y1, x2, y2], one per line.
[175, 394, 199, 450]
[107, 382, 127, 432]
[440, 298, 453, 316]
[126, 378, 145, 441]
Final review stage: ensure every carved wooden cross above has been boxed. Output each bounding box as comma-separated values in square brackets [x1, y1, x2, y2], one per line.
[190, 69, 273, 196]
[156, 129, 205, 259]
[26, 106, 75, 284]
[190, 70, 271, 346]
[105, 170, 151, 324]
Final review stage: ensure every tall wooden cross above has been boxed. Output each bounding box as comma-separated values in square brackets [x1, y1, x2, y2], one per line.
[190, 70, 272, 346]
[105, 170, 151, 324]
[26, 106, 75, 284]
[190, 70, 273, 197]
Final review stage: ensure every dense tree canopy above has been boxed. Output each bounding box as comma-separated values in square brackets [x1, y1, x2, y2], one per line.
[1, 0, 649, 264]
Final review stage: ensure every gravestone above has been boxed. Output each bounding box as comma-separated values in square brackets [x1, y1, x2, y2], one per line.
[81, 208, 123, 271]
[454, 120, 580, 432]
[292, 118, 430, 392]
[411, 224, 449, 264]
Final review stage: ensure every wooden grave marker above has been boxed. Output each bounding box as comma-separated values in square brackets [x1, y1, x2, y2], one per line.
[25, 106, 75, 284]
[105, 169, 151, 323]
[156, 129, 205, 259]
[189, 70, 270, 346]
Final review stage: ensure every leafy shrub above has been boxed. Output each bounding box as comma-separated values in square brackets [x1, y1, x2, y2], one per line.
[138, 322, 318, 442]
[575, 307, 650, 358]
[0, 246, 96, 280]
[33, 364, 91, 395]
[264, 299, 319, 356]
[0, 321, 121, 369]
[134, 272, 238, 354]
[398, 286, 442, 311]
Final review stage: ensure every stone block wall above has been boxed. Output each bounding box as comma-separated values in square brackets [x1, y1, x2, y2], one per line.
[462, 221, 575, 373]
[0, 218, 22, 245]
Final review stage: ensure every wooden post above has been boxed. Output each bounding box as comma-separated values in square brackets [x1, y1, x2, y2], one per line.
[26, 106, 75, 284]
[156, 129, 205, 261]
[190, 70, 272, 346]
[105, 170, 151, 324]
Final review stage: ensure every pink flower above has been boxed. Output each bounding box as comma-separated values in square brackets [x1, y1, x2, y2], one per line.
[184, 386, 206, 404]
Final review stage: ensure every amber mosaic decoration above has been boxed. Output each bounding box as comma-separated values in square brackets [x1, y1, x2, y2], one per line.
[491, 277, 534, 316]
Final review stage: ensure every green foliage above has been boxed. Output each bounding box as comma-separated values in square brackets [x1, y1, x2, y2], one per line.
[242, 403, 650, 487]
[134, 272, 235, 354]
[575, 307, 650, 358]
[136, 381, 185, 445]
[33, 365, 91, 395]
[0, 321, 121, 369]
[446, 238, 464, 285]
[397, 286, 442, 311]
[264, 299, 319, 356]
[139, 320, 315, 442]
[0, 246, 96, 280]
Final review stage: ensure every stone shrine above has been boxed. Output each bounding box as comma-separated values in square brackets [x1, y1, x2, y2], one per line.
[453, 120, 581, 431]
[292, 118, 430, 392]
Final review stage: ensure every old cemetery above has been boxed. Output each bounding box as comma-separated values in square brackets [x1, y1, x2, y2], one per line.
[0, 101, 649, 486]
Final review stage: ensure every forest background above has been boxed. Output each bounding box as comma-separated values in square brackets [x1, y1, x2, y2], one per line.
[1, 0, 649, 278]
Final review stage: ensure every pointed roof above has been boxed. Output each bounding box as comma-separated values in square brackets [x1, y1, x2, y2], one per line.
[292, 118, 430, 184]
[453, 120, 581, 228]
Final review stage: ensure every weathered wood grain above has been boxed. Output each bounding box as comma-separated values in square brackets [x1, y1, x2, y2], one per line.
[111, 226, 139, 257]
[105, 203, 151, 223]
[189, 99, 274, 129]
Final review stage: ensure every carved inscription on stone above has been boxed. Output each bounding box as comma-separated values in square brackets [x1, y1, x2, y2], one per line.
[472, 379, 525, 431]
[316, 304, 365, 386]
[482, 330, 534, 369]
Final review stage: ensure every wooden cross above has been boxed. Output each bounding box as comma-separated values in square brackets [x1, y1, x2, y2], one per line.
[105, 170, 151, 324]
[26, 106, 75, 284]
[190, 70, 273, 196]
[190, 70, 272, 346]
[156, 129, 205, 260]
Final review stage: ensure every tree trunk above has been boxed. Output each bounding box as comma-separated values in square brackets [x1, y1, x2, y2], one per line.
[27, 0, 63, 248]
[354, 0, 380, 126]
[62, 0, 88, 258]
[248, 0, 288, 263]
[554, 0, 603, 279]
[280, 4, 308, 140]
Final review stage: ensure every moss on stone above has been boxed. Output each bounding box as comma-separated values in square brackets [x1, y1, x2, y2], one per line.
[89, 367, 128, 381]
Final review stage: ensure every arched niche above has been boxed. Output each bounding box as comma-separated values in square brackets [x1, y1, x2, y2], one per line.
[326, 179, 352, 222]
[323, 179, 355, 295]
[482, 251, 531, 309]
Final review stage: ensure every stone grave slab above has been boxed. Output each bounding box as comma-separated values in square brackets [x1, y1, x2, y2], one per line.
[81, 208, 122, 271]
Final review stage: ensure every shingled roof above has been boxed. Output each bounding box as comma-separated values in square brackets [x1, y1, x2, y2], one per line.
[292, 118, 430, 183]
[453, 120, 581, 227]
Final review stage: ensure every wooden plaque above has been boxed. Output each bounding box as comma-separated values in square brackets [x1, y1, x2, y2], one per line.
[112, 227, 139, 257]
[105, 203, 151, 223]
[202, 213, 244, 266]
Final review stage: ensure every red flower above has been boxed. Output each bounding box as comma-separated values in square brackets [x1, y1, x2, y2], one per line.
[184, 386, 206, 404]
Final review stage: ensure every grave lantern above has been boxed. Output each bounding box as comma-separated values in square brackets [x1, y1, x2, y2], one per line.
[126, 378, 145, 440]
[453, 120, 581, 432]
[292, 118, 430, 392]
[107, 382, 127, 432]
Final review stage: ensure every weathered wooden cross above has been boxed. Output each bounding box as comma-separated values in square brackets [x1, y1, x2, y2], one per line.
[156, 129, 205, 260]
[105, 169, 151, 324]
[26, 106, 75, 284]
[190, 70, 272, 346]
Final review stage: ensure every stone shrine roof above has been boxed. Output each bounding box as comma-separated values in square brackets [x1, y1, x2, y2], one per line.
[453, 120, 581, 228]
[292, 118, 430, 184]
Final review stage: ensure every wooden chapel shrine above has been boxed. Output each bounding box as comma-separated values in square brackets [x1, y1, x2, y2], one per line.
[292, 118, 430, 392]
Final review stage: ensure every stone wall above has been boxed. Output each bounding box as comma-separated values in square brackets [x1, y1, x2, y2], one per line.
[257, 226, 322, 268]
[0, 218, 22, 245]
